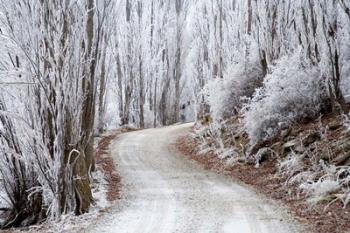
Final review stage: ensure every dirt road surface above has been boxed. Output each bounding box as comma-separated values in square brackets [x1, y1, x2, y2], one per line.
[85, 123, 303, 233]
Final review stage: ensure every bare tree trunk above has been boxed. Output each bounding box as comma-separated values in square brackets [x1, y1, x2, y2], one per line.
[173, 0, 184, 123]
[153, 78, 158, 127]
[81, 0, 96, 167]
[75, 0, 96, 214]
[160, 50, 171, 126]
[174, 38, 181, 123]
[160, 79, 170, 126]
[218, 0, 223, 79]
[139, 57, 145, 128]
[247, 0, 253, 34]
[137, 2, 145, 128]
[122, 0, 133, 126]
[122, 83, 132, 125]
[116, 50, 124, 123]
[98, 45, 107, 134]
[319, 2, 346, 113]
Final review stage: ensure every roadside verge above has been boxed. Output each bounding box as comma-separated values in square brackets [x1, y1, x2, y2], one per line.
[176, 133, 350, 233]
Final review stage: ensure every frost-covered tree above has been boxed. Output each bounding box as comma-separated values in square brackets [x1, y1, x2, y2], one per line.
[0, 0, 113, 227]
[1, 0, 350, 227]
[187, 0, 350, 142]
[106, 0, 194, 128]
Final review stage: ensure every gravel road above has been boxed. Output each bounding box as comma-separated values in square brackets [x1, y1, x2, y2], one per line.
[85, 123, 303, 233]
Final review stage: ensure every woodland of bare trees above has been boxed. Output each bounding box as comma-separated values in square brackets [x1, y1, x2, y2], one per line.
[0, 0, 350, 229]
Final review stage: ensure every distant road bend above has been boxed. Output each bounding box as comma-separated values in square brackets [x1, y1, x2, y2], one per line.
[86, 123, 303, 233]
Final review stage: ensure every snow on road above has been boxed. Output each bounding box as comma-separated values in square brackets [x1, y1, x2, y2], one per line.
[85, 123, 303, 233]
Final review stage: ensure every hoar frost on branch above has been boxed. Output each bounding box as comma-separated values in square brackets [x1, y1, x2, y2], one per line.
[0, 0, 113, 228]
[0, 0, 350, 228]
[243, 51, 328, 144]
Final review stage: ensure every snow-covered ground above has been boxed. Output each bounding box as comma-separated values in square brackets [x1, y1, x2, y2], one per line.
[0, 166, 111, 232]
[85, 123, 304, 233]
[31, 169, 111, 233]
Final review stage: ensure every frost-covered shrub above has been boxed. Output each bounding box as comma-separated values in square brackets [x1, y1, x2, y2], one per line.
[297, 162, 344, 205]
[244, 51, 327, 144]
[278, 152, 305, 178]
[279, 154, 350, 207]
[300, 178, 340, 204]
[203, 41, 265, 123]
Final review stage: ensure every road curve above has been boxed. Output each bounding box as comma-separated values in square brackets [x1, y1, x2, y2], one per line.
[86, 123, 303, 233]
